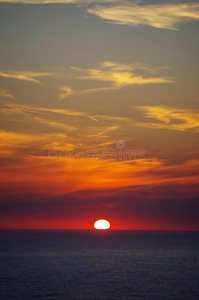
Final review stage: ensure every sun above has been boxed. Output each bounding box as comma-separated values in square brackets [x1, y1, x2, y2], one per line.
[94, 219, 110, 230]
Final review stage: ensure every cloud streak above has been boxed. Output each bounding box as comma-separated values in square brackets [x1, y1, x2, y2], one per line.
[0, 0, 81, 3]
[0, 88, 14, 99]
[137, 106, 199, 132]
[60, 61, 173, 99]
[59, 85, 116, 99]
[0, 102, 100, 140]
[1, 1, 199, 30]
[0, 0, 117, 3]
[88, 2, 199, 30]
[0, 71, 54, 84]
[0, 102, 94, 119]
[59, 86, 74, 100]
[75, 61, 173, 87]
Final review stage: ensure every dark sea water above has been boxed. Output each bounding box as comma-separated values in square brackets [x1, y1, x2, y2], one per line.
[0, 230, 199, 300]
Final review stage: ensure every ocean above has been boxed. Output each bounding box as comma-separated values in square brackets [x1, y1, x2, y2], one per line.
[0, 230, 199, 300]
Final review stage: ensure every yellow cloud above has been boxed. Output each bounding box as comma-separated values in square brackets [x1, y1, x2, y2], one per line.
[2, 1, 199, 30]
[0, 103, 124, 153]
[59, 86, 74, 100]
[76, 61, 173, 87]
[0, 0, 80, 3]
[34, 116, 77, 131]
[59, 84, 116, 100]
[0, 130, 73, 157]
[0, 103, 100, 133]
[1, 102, 88, 118]
[88, 2, 199, 30]
[0, 88, 14, 99]
[0, 71, 54, 84]
[60, 61, 173, 99]
[0, 0, 117, 3]
[137, 106, 199, 132]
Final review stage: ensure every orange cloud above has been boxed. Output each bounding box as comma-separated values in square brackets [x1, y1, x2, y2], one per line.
[0, 149, 199, 197]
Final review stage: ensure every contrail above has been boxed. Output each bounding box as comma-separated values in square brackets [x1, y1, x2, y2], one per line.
[88, 115, 99, 122]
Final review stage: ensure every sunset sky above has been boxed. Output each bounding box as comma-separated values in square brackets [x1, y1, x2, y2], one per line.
[0, 0, 199, 230]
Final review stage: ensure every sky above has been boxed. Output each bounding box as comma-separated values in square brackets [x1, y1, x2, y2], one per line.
[0, 0, 199, 230]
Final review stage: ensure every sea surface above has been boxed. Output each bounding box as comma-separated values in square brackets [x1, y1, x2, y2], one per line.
[0, 230, 199, 300]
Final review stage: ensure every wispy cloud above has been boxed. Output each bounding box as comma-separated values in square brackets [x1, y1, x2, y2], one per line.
[0, 0, 80, 3]
[59, 86, 74, 100]
[74, 61, 173, 87]
[0, 71, 54, 84]
[0, 129, 72, 157]
[0, 102, 99, 125]
[0, 103, 121, 155]
[59, 85, 116, 99]
[1, 1, 199, 30]
[91, 105, 199, 133]
[0, 0, 117, 3]
[8, 103, 197, 135]
[60, 61, 173, 99]
[0, 131, 198, 196]
[0, 88, 14, 99]
[34, 116, 77, 132]
[88, 2, 199, 30]
[137, 106, 199, 132]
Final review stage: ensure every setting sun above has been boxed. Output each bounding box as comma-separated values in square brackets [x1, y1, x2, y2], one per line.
[94, 219, 110, 230]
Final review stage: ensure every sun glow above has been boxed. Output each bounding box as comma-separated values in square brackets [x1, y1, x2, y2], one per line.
[94, 219, 110, 230]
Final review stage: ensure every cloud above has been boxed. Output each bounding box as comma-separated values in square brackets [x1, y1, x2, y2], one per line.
[0, 0, 117, 3]
[0, 71, 54, 84]
[88, 2, 199, 30]
[0, 102, 97, 120]
[137, 106, 199, 132]
[34, 116, 77, 131]
[0, 102, 125, 154]
[1, 1, 199, 30]
[59, 86, 74, 100]
[59, 61, 173, 99]
[91, 105, 199, 134]
[0, 129, 72, 158]
[59, 84, 116, 99]
[0, 133, 199, 197]
[0, 88, 14, 99]
[0, 103, 101, 143]
[74, 61, 173, 87]
[8, 103, 197, 136]
[0, 0, 80, 3]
